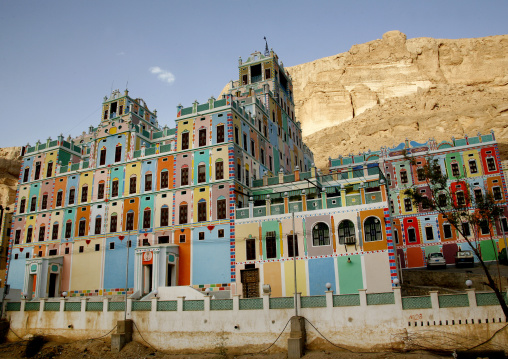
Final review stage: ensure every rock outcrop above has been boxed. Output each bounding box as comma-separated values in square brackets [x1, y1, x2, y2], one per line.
[0, 147, 21, 208]
[287, 31, 508, 169]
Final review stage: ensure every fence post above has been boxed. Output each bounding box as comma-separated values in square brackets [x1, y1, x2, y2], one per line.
[393, 287, 402, 309]
[263, 293, 270, 313]
[60, 298, 65, 313]
[358, 289, 367, 307]
[325, 290, 333, 309]
[81, 298, 87, 313]
[296, 292, 302, 314]
[20, 299, 26, 314]
[466, 288, 477, 308]
[204, 295, 211, 313]
[177, 296, 185, 312]
[103, 298, 109, 313]
[39, 299, 45, 314]
[233, 294, 240, 312]
[126, 298, 132, 319]
[151, 298, 157, 312]
[429, 291, 439, 309]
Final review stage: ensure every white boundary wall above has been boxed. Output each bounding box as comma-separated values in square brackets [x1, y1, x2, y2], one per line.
[4, 288, 508, 353]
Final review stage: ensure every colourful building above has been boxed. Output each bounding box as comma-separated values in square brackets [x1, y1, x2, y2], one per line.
[328, 134, 508, 269]
[6, 50, 328, 299]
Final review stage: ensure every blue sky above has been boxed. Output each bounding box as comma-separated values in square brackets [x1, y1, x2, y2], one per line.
[0, 1, 507, 148]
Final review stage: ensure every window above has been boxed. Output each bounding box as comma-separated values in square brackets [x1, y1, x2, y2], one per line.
[110, 214, 118, 232]
[181, 132, 189, 150]
[400, 170, 408, 184]
[111, 179, 119, 197]
[46, 162, 53, 177]
[364, 217, 382, 242]
[246, 238, 256, 260]
[41, 194, 48, 210]
[119, 105, 123, 115]
[404, 198, 412, 212]
[474, 189, 483, 203]
[217, 199, 227, 219]
[393, 229, 399, 244]
[143, 209, 151, 229]
[234, 127, 239, 144]
[421, 196, 429, 210]
[49, 249, 57, 256]
[500, 218, 508, 234]
[243, 133, 247, 151]
[462, 222, 471, 237]
[236, 164, 241, 181]
[407, 227, 417, 243]
[34, 162, 41, 180]
[79, 246, 84, 253]
[269, 155, 273, 171]
[145, 173, 152, 191]
[417, 168, 425, 181]
[160, 207, 169, 226]
[99, 148, 107, 166]
[30, 196, 37, 212]
[103, 109, 108, 119]
[109, 242, 115, 250]
[95, 216, 102, 234]
[245, 169, 249, 187]
[51, 224, 59, 240]
[65, 222, 72, 238]
[287, 235, 299, 257]
[451, 163, 460, 177]
[312, 223, 330, 246]
[198, 201, 206, 222]
[456, 191, 466, 206]
[56, 191, 63, 207]
[14, 229, 21, 244]
[64, 247, 70, 255]
[265, 68, 271, 79]
[386, 173, 391, 186]
[493, 187, 502, 201]
[198, 128, 206, 147]
[95, 244, 100, 252]
[19, 198, 26, 213]
[338, 220, 355, 245]
[486, 157, 496, 171]
[81, 185, 88, 203]
[181, 167, 189, 186]
[480, 220, 490, 235]
[198, 164, 206, 183]
[215, 161, 224, 180]
[78, 218, 86, 236]
[266, 232, 277, 259]
[250, 140, 255, 156]
[438, 193, 447, 207]
[160, 171, 169, 189]
[218, 229, 225, 238]
[217, 124, 225, 143]
[260, 148, 265, 165]
[469, 159, 478, 174]
[114, 145, 122, 162]
[129, 176, 137, 194]
[443, 223, 453, 239]
[179, 203, 188, 224]
[179, 234, 186, 243]
[198, 232, 205, 241]
[425, 226, 434, 241]
[38, 226, 45, 241]
[159, 236, 169, 244]
[68, 188, 75, 204]
[126, 211, 134, 230]
[23, 167, 29, 182]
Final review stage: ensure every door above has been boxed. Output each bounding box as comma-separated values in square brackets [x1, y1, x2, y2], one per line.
[48, 273, 58, 297]
[241, 269, 259, 298]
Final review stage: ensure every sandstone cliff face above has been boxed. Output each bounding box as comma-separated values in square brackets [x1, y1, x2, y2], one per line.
[286, 31, 508, 169]
[0, 147, 21, 208]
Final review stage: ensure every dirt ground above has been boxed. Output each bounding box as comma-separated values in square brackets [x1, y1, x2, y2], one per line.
[0, 337, 452, 359]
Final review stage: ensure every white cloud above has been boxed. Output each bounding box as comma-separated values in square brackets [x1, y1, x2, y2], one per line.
[149, 66, 175, 84]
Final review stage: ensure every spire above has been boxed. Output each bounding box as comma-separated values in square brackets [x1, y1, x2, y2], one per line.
[264, 37, 269, 56]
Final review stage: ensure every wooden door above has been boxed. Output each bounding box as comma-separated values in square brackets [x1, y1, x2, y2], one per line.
[241, 269, 259, 298]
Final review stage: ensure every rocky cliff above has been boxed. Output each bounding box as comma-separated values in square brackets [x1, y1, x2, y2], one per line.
[286, 31, 508, 169]
[0, 147, 21, 208]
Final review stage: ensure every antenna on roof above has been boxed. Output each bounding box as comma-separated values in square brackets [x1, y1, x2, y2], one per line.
[126, 81, 129, 91]
[264, 37, 269, 56]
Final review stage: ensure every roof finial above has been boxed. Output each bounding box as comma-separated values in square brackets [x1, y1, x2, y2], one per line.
[264, 36, 269, 56]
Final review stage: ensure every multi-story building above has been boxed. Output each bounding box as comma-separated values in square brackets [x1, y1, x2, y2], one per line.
[6, 50, 323, 299]
[328, 133, 508, 269]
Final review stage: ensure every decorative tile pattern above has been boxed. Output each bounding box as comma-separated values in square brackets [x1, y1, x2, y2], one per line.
[85, 301, 103, 311]
[210, 299, 233, 311]
[269, 297, 294, 309]
[476, 292, 502, 306]
[44, 302, 60, 311]
[366, 292, 395, 305]
[332, 294, 360, 307]
[239, 298, 263, 310]
[132, 301, 151, 311]
[6, 302, 21, 311]
[65, 302, 82, 311]
[183, 300, 204, 311]
[300, 295, 326, 308]
[402, 296, 432, 309]
[25, 302, 40, 311]
[157, 300, 177, 311]
[108, 301, 125, 311]
[438, 294, 469, 308]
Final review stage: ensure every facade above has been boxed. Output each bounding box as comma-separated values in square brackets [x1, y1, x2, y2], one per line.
[329, 133, 508, 269]
[6, 50, 328, 299]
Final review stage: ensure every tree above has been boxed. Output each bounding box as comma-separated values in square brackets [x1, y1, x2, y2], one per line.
[404, 156, 508, 319]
